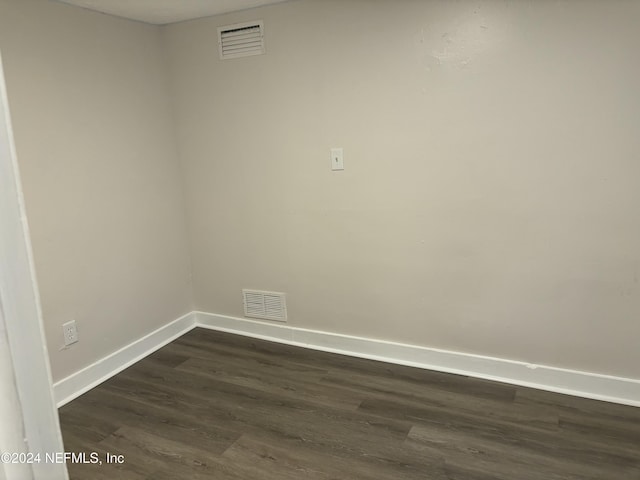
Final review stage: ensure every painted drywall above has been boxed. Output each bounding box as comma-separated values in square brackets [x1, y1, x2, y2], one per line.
[163, 0, 640, 379]
[0, 0, 192, 382]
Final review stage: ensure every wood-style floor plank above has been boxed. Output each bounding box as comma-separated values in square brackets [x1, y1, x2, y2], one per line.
[58, 328, 640, 479]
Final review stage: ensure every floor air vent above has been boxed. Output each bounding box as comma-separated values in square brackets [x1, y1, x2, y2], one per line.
[218, 21, 265, 60]
[242, 289, 287, 322]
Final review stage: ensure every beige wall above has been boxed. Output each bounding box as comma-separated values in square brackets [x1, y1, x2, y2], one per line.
[1, 0, 638, 385]
[0, 0, 192, 382]
[164, 0, 640, 379]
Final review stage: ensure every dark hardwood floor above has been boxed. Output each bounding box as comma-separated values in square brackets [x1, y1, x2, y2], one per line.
[58, 328, 640, 479]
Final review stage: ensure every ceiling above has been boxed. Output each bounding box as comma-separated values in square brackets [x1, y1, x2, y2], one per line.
[55, 0, 292, 25]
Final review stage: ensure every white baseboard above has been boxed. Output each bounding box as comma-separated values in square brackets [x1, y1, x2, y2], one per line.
[195, 312, 640, 408]
[54, 310, 640, 408]
[53, 312, 196, 407]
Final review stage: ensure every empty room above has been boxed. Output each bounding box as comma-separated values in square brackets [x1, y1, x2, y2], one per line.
[0, 0, 639, 479]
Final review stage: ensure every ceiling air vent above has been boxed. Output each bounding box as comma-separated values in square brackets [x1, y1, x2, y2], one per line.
[218, 21, 265, 60]
[243, 289, 287, 322]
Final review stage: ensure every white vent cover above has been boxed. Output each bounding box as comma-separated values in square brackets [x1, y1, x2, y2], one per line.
[218, 21, 265, 60]
[242, 289, 287, 322]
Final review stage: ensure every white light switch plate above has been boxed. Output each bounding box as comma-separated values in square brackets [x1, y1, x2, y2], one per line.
[331, 148, 344, 171]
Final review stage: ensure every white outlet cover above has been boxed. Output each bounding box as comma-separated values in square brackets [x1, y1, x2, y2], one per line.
[62, 320, 78, 346]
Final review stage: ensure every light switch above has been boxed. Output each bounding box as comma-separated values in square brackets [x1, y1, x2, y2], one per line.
[331, 148, 344, 171]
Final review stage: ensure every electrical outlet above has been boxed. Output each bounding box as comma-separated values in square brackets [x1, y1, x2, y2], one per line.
[62, 320, 78, 346]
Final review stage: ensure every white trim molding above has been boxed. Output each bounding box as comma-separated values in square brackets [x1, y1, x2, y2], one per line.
[53, 312, 195, 407]
[1, 51, 68, 479]
[196, 312, 640, 408]
[54, 310, 640, 408]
